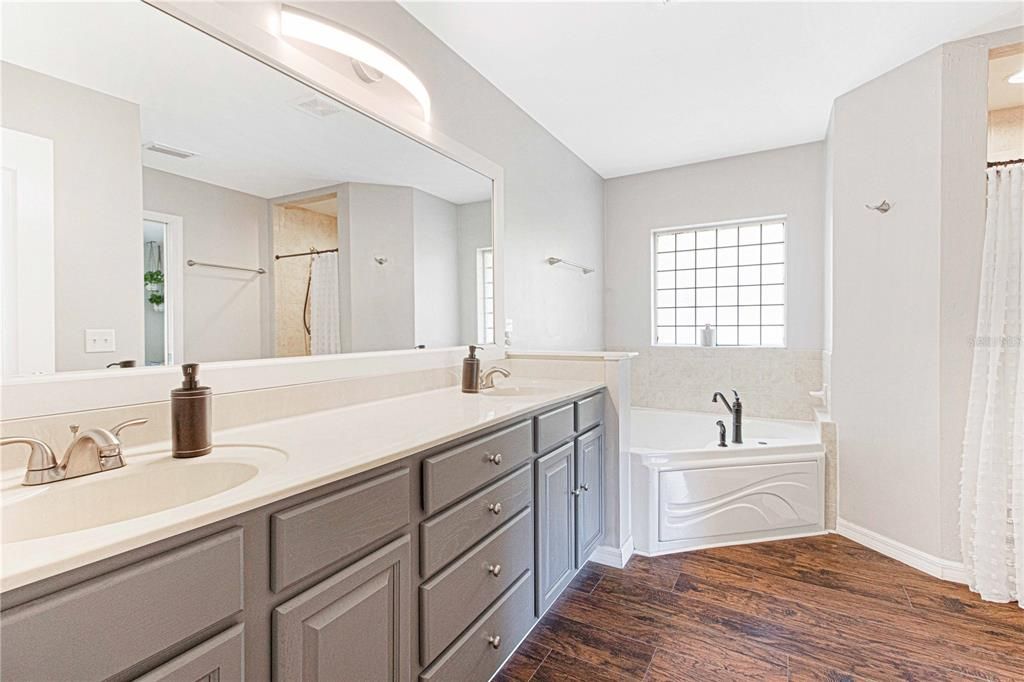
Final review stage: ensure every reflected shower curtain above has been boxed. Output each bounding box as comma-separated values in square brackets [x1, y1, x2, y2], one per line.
[961, 163, 1023, 607]
[309, 252, 341, 355]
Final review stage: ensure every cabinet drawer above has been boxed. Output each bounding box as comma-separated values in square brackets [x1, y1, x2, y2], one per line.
[271, 468, 410, 591]
[420, 465, 532, 578]
[1, 529, 243, 682]
[422, 420, 532, 514]
[135, 624, 244, 682]
[575, 393, 604, 432]
[534, 404, 574, 453]
[419, 508, 533, 665]
[419, 571, 535, 682]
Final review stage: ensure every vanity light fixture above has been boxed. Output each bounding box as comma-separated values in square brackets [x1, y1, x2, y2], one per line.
[279, 7, 431, 121]
[1008, 69, 1024, 85]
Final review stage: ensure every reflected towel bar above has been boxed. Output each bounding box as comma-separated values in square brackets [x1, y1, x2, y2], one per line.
[274, 247, 339, 260]
[546, 257, 595, 275]
[187, 259, 266, 274]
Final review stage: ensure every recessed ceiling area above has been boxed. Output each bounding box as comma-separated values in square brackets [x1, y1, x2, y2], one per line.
[404, 1, 1024, 178]
[989, 46, 1024, 111]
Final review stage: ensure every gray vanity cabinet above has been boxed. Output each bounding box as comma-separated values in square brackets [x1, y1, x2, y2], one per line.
[534, 441, 576, 615]
[273, 535, 411, 682]
[575, 425, 605, 568]
[1, 391, 607, 682]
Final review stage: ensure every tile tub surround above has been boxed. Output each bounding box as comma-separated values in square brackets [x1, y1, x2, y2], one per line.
[0, 377, 604, 591]
[626, 347, 823, 421]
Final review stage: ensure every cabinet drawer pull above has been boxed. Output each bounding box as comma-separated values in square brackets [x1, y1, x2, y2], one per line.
[487, 453, 503, 465]
[487, 563, 502, 577]
[488, 502, 503, 515]
[488, 634, 502, 649]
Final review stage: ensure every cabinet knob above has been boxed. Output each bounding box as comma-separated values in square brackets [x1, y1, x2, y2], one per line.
[572, 488, 582, 497]
[581, 483, 590, 492]
[488, 563, 502, 577]
[488, 502, 503, 515]
[488, 634, 502, 649]
[487, 453, 503, 465]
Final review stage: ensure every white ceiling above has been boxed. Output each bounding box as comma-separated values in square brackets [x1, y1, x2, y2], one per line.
[2, 2, 491, 204]
[405, 1, 1024, 178]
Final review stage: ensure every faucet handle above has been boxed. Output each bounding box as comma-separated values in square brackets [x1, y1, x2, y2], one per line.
[111, 418, 149, 439]
[732, 389, 741, 402]
[1, 437, 58, 470]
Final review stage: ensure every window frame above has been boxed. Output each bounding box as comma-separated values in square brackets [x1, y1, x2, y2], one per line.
[650, 215, 788, 349]
[476, 246, 494, 345]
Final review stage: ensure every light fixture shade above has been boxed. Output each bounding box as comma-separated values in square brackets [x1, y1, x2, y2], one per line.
[1009, 69, 1024, 85]
[280, 7, 431, 121]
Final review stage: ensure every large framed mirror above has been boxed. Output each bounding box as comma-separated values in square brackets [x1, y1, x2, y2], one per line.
[1, 1, 497, 378]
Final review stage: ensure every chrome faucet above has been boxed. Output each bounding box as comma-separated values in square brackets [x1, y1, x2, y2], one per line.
[712, 390, 743, 444]
[480, 366, 512, 390]
[1, 418, 148, 486]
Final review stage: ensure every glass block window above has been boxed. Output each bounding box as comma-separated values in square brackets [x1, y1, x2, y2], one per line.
[476, 247, 494, 344]
[653, 220, 785, 347]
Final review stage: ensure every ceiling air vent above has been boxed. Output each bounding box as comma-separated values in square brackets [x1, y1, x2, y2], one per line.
[292, 95, 345, 119]
[143, 142, 197, 159]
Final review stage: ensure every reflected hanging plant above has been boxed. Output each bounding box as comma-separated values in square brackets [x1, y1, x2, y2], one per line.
[144, 269, 164, 293]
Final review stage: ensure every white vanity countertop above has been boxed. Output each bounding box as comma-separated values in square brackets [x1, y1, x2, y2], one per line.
[1, 378, 603, 592]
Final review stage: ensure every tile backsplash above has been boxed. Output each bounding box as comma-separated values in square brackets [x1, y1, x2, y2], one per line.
[1, 366, 459, 473]
[622, 346, 823, 421]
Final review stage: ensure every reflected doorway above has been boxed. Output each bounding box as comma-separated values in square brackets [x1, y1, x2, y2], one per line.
[142, 210, 183, 366]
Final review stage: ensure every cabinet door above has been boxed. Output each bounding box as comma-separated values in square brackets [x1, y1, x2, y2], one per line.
[575, 425, 605, 567]
[135, 624, 244, 682]
[274, 536, 410, 682]
[535, 441, 575, 615]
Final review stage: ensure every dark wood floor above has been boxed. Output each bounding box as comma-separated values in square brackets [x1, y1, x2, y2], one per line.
[496, 535, 1024, 681]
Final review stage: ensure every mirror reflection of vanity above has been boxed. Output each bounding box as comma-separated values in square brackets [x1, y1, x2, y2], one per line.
[1, 1, 495, 377]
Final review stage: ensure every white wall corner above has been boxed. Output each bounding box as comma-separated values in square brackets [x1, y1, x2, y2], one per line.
[835, 518, 967, 585]
[589, 536, 635, 569]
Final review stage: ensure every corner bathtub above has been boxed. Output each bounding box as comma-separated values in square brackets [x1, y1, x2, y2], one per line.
[630, 407, 825, 555]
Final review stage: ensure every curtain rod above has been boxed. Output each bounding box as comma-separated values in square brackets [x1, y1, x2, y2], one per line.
[275, 247, 339, 260]
[987, 158, 1024, 167]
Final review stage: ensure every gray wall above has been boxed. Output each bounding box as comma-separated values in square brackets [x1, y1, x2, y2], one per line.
[412, 189, 459, 349]
[288, 1, 605, 351]
[604, 141, 825, 351]
[339, 183, 416, 352]
[143, 168, 267, 363]
[457, 201, 493, 345]
[2, 63, 144, 371]
[826, 34, 994, 562]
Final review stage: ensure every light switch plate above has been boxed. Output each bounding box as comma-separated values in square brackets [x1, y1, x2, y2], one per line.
[85, 329, 116, 353]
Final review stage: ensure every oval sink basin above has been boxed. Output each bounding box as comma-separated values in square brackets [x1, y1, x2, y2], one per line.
[482, 385, 549, 397]
[2, 445, 286, 543]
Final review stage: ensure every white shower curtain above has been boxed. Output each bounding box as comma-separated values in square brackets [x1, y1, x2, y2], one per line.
[961, 162, 1023, 607]
[309, 252, 341, 355]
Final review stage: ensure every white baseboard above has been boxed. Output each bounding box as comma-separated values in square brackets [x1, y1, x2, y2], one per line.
[836, 518, 967, 585]
[589, 536, 634, 568]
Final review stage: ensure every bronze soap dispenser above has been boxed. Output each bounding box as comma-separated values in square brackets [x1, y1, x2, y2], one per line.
[171, 363, 213, 458]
